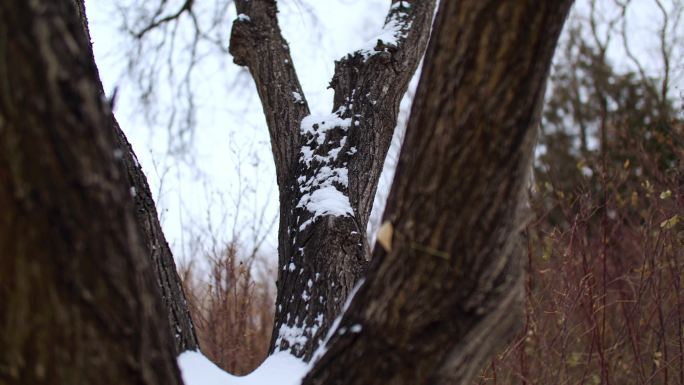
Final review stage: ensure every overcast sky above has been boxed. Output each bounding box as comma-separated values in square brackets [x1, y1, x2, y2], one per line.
[84, 0, 682, 267]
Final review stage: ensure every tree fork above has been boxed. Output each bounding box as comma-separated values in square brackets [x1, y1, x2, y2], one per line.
[230, 0, 436, 360]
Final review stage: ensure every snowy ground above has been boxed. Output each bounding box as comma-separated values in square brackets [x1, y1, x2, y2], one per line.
[178, 351, 308, 385]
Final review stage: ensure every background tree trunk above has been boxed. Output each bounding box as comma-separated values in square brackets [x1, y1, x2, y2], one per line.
[230, 0, 436, 360]
[0, 1, 184, 383]
[74, 0, 199, 354]
[303, 1, 573, 384]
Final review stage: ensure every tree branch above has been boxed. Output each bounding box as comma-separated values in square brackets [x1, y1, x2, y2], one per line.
[229, 0, 436, 360]
[229, 0, 310, 186]
[267, 0, 437, 360]
[0, 1, 184, 382]
[133, 0, 195, 39]
[330, 0, 436, 225]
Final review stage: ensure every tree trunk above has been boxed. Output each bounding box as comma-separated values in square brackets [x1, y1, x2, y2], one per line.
[303, 1, 573, 384]
[230, 0, 436, 360]
[74, 0, 200, 354]
[0, 1, 184, 384]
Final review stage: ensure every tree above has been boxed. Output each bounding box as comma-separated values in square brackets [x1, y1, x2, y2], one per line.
[0, 1, 183, 383]
[1, 0, 572, 384]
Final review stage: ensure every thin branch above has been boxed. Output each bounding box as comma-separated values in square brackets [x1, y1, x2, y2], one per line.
[229, 0, 311, 186]
[134, 0, 194, 39]
[654, 0, 671, 104]
[616, 0, 650, 86]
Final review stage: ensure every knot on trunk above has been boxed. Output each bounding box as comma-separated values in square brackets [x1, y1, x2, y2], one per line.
[229, 19, 255, 66]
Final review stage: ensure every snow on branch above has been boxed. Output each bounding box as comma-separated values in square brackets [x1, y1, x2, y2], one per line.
[296, 109, 354, 231]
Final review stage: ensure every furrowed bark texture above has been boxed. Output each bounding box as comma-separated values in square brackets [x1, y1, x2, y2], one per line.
[76, 0, 199, 354]
[113, 121, 200, 354]
[230, 0, 435, 360]
[303, 1, 573, 384]
[0, 1, 183, 384]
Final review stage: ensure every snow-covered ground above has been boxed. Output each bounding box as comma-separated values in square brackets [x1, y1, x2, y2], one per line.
[178, 351, 308, 385]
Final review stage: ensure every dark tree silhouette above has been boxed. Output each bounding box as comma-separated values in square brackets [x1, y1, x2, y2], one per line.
[0, 1, 184, 383]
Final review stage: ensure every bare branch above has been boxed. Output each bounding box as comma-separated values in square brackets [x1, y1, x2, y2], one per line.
[229, 0, 311, 186]
[654, 0, 671, 103]
[116, 0, 235, 155]
[133, 0, 194, 39]
[616, 0, 651, 87]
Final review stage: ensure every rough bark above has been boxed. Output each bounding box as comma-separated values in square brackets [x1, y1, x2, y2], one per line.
[76, 0, 200, 354]
[0, 1, 184, 384]
[113, 121, 200, 354]
[303, 1, 573, 384]
[230, 0, 436, 360]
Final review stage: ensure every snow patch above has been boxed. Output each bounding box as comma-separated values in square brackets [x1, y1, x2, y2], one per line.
[178, 350, 307, 385]
[300, 146, 314, 167]
[275, 322, 308, 352]
[300, 186, 352, 217]
[300, 112, 351, 146]
[352, 2, 412, 60]
[297, 109, 354, 230]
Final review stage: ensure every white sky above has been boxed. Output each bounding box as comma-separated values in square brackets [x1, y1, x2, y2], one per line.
[84, 0, 682, 266]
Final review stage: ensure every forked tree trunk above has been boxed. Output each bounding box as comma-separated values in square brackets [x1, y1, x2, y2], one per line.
[0, 1, 184, 384]
[73, 0, 199, 354]
[303, 1, 573, 384]
[230, 0, 436, 360]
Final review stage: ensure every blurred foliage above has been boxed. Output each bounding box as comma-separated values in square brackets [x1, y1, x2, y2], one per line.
[536, 23, 682, 230]
[478, 4, 684, 384]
